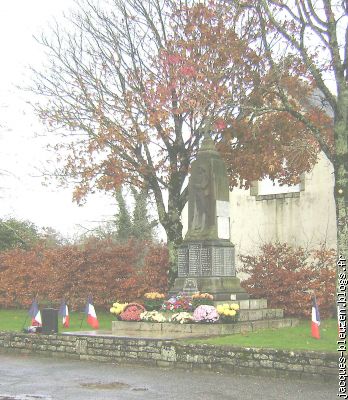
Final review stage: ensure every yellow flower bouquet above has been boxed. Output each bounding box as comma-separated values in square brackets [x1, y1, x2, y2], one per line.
[192, 292, 214, 309]
[143, 292, 166, 311]
[216, 303, 240, 323]
[110, 302, 128, 320]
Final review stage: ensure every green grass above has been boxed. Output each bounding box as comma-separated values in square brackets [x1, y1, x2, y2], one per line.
[0, 309, 115, 333]
[0, 310, 338, 353]
[184, 319, 338, 352]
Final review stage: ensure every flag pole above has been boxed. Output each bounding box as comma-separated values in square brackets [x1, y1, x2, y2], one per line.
[80, 297, 86, 329]
[22, 297, 35, 330]
[21, 313, 28, 331]
[22, 295, 36, 331]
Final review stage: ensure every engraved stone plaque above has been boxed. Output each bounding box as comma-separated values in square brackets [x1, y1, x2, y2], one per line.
[223, 247, 235, 276]
[212, 247, 223, 275]
[200, 247, 212, 276]
[189, 243, 202, 276]
[178, 247, 189, 277]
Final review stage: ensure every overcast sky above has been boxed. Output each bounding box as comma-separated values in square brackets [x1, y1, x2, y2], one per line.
[0, 1, 316, 241]
[0, 1, 118, 239]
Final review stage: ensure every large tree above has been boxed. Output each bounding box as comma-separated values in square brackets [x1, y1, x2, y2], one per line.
[32, 0, 196, 248]
[31, 0, 272, 250]
[168, 0, 343, 255]
[31, 0, 341, 265]
[232, 0, 347, 260]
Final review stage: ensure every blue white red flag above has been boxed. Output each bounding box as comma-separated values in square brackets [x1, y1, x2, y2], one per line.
[28, 299, 42, 326]
[311, 295, 320, 339]
[58, 300, 70, 328]
[85, 296, 99, 329]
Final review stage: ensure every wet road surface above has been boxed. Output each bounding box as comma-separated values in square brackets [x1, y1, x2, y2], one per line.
[0, 352, 336, 400]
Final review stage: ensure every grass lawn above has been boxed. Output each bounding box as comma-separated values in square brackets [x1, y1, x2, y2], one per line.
[0, 309, 338, 353]
[0, 309, 115, 333]
[184, 319, 338, 352]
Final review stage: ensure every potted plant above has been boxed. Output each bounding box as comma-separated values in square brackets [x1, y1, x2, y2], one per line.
[192, 292, 214, 309]
[110, 302, 128, 320]
[216, 303, 240, 323]
[140, 310, 166, 323]
[143, 292, 166, 311]
[161, 294, 193, 312]
[193, 305, 219, 323]
[120, 303, 145, 321]
[169, 312, 194, 324]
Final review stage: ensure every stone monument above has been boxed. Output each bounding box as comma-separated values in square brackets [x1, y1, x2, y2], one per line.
[170, 132, 249, 300]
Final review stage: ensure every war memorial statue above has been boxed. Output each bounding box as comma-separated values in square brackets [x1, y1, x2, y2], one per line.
[170, 132, 249, 300]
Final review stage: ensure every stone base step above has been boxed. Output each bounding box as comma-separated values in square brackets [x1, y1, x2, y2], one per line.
[112, 318, 298, 337]
[212, 299, 283, 321]
[238, 308, 283, 321]
[212, 298, 268, 310]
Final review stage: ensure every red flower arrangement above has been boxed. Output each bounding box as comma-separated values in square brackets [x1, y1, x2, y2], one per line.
[120, 303, 145, 321]
[161, 294, 193, 312]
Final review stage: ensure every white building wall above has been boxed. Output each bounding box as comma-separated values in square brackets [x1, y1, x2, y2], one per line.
[229, 152, 337, 265]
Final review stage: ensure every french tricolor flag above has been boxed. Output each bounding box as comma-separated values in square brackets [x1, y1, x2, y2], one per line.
[28, 299, 42, 327]
[58, 300, 70, 328]
[85, 297, 99, 329]
[311, 295, 320, 339]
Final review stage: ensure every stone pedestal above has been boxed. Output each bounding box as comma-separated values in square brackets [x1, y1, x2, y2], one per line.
[170, 276, 249, 300]
[170, 239, 249, 300]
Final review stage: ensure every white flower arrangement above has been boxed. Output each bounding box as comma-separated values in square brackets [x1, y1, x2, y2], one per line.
[140, 310, 167, 323]
[170, 312, 194, 324]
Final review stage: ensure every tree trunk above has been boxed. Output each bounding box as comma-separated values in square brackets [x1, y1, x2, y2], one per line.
[334, 87, 348, 263]
[162, 204, 184, 287]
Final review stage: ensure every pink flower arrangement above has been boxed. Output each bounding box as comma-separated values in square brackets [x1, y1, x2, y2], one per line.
[120, 303, 145, 322]
[193, 305, 219, 323]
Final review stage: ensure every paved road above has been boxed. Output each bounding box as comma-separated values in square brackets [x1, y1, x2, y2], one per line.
[0, 353, 336, 400]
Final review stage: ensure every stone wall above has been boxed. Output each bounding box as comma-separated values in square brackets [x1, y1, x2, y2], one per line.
[0, 332, 337, 382]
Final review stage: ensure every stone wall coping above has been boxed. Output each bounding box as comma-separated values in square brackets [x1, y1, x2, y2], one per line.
[0, 331, 336, 358]
[0, 331, 337, 382]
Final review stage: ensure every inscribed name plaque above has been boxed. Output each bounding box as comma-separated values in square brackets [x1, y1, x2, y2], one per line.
[177, 242, 235, 278]
[188, 243, 202, 275]
[211, 246, 235, 276]
[178, 247, 189, 277]
[223, 247, 234, 275]
[200, 247, 212, 276]
[212, 247, 223, 275]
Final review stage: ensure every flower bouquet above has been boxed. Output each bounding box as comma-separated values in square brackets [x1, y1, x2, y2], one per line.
[120, 303, 145, 322]
[143, 292, 166, 311]
[216, 303, 240, 323]
[192, 292, 214, 309]
[170, 312, 193, 324]
[161, 294, 193, 312]
[110, 302, 128, 320]
[193, 305, 219, 323]
[140, 310, 166, 323]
